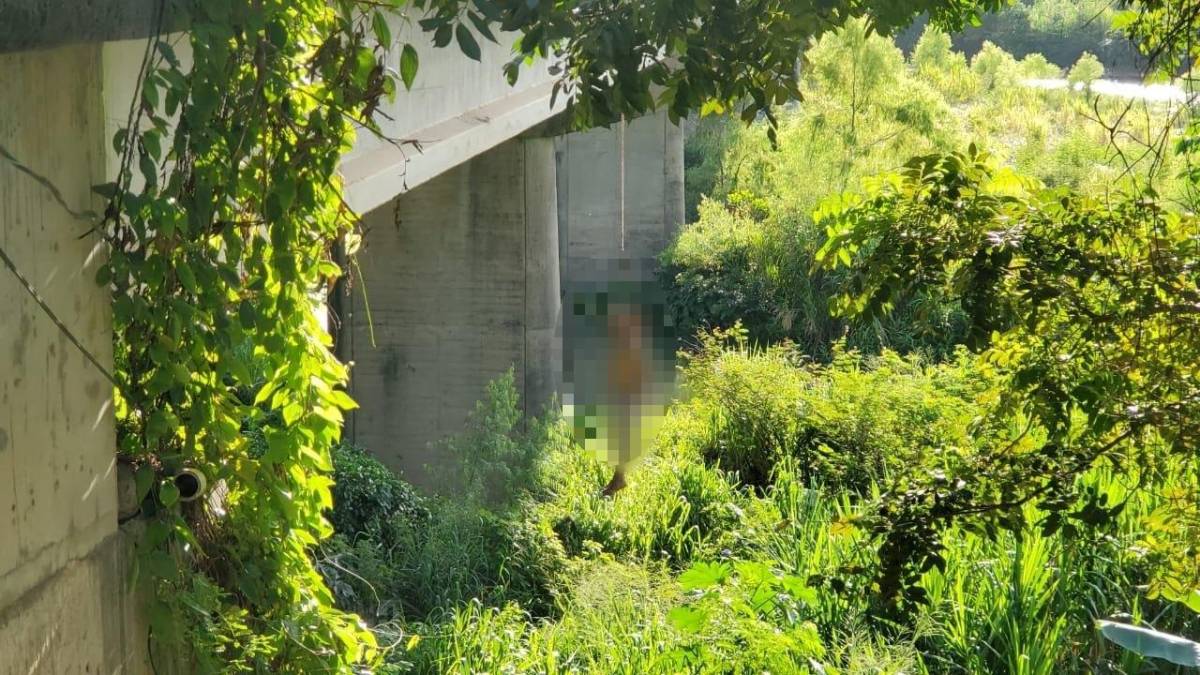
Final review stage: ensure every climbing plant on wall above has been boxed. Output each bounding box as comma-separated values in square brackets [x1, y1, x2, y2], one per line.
[93, 0, 1006, 669]
[98, 0, 400, 669]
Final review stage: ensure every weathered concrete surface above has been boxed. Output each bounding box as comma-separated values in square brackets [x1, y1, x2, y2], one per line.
[522, 137, 563, 415]
[339, 138, 562, 485]
[0, 528, 150, 675]
[100, 24, 563, 217]
[0, 0, 184, 54]
[336, 20, 564, 213]
[0, 43, 148, 675]
[556, 109, 686, 276]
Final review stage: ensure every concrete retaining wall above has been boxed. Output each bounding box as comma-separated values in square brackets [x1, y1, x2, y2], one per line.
[0, 43, 150, 675]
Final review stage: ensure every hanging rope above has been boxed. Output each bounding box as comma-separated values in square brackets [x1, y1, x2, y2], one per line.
[618, 114, 626, 252]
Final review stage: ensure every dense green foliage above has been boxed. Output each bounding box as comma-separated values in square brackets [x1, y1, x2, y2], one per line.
[816, 144, 1200, 617]
[329, 443, 429, 540]
[324, 355, 1198, 673]
[899, 0, 1138, 75]
[85, 0, 1200, 670]
[96, 0, 1010, 669]
[666, 22, 1188, 358]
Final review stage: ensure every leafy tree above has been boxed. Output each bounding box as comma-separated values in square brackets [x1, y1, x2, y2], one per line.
[912, 25, 956, 74]
[971, 40, 1020, 90]
[420, 0, 1006, 141]
[1067, 51, 1105, 91]
[816, 145, 1200, 615]
[1017, 52, 1061, 78]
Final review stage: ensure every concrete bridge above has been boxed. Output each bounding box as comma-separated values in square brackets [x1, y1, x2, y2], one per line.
[0, 5, 681, 672]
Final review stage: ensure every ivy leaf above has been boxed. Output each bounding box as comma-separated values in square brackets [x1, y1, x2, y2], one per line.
[400, 44, 419, 90]
[139, 153, 158, 189]
[142, 131, 163, 162]
[455, 24, 481, 61]
[156, 41, 180, 68]
[135, 464, 156, 502]
[141, 76, 159, 110]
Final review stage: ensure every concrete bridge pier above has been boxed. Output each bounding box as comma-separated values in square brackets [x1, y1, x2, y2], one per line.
[339, 136, 564, 484]
[339, 112, 684, 486]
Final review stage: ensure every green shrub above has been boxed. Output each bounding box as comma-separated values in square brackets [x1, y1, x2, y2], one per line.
[659, 200, 782, 346]
[329, 442, 428, 540]
[401, 562, 688, 674]
[539, 442, 745, 567]
[671, 328, 987, 493]
[971, 41, 1021, 91]
[1067, 51, 1105, 91]
[320, 374, 572, 622]
[434, 368, 566, 511]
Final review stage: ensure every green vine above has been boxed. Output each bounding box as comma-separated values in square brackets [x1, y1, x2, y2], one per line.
[99, 1, 407, 669]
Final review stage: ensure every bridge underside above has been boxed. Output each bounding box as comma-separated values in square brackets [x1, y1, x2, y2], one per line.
[338, 112, 684, 485]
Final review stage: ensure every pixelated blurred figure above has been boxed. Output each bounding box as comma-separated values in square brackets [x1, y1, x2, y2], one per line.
[562, 260, 676, 496]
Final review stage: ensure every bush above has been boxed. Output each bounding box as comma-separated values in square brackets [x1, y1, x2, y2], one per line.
[434, 368, 566, 511]
[537, 439, 745, 567]
[1067, 51, 1105, 91]
[671, 328, 987, 493]
[329, 442, 428, 540]
[659, 200, 782, 346]
[320, 374, 572, 622]
[971, 41, 1021, 91]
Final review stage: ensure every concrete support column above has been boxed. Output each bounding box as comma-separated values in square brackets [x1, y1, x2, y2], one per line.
[523, 138, 562, 417]
[555, 109, 685, 278]
[340, 137, 562, 484]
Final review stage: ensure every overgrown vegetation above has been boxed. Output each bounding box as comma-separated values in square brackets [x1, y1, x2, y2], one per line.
[81, 0, 1200, 670]
[322, 351, 1199, 672]
[307, 7, 1200, 673]
[668, 21, 1189, 358]
[98, 0, 1006, 670]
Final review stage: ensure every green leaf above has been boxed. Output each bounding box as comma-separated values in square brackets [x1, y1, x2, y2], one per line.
[135, 464, 156, 502]
[92, 182, 120, 199]
[354, 47, 376, 88]
[468, 12, 497, 43]
[455, 24, 481, 61]
[142, 130, 162, 161]
[155, 41, 180, 68]
[141, 77, 159, 110]
[238, 300, 258, 331]
[372, 11, 392, 48]
[139, 153, 158, 189]
[160, 480, 180, 508]
[400, 44, 419, 90]
[667, 606, 708, 634]
[433, 24, 452, 49]
[176, 261, 198, 294]
[679, 561, 730, 591]
[267, 20, 288, 48]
